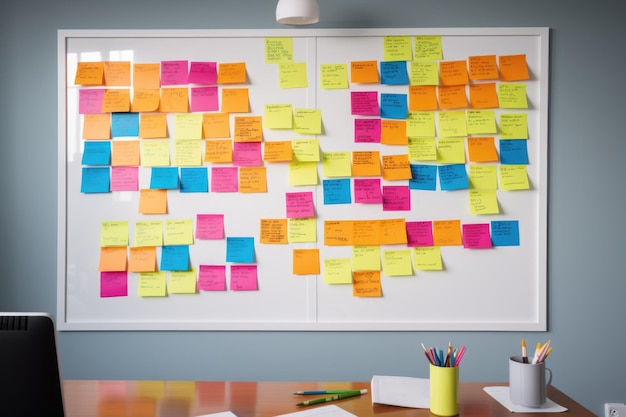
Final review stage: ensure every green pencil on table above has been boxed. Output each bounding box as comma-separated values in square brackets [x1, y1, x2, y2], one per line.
[295, 389, 368, 406]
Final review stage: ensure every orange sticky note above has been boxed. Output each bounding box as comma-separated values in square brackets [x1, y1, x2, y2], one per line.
[139, 189, 168, 214]
[437, 85, 468, 109]
[129, 246, 157, 272]
[293, 249, 320, 275]
[469, 83, 499, 109]
[468, 55, 499, 80]
[433, 220, 463, 246]
[499, 54, 529, 81]
[382, 154, 412, 180]
[381, 120, 408, 145]
[131, 89, 160, 112]
[353, 271, 382, 297]
[350, 60, 379, 83]
[99, 246, 127, 272]
[239, 167, 267, 193]
[467, 137, 499, 162]
[264, 141, 293, 162]
[133, 63, 161, 89]
[260, 219, 288, 244]
[439, 60, 469, 86]
[83, 114, 111, 140]
[103, 61, 131, 86]
[324, 220, 354, 246]
[379, 218, 407, 245]
[75, 62, 104, 85]
[159, 88, 189, 113]
[352, 151, 381, 177]
[203, 113, 230, 138]
[218, 62, 247, 84]
[102, 89, 130, 113]
[221, 88, 249, 113]
[352, 220, 380, 246]
[409, 85, 438, 111]
[111, 140, 140, 166]
[204, 139, 233, 163]
[234, 116, 263, 142]
[139, 113, 168, 139]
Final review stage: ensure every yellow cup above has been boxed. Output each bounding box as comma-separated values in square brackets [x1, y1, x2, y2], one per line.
[429, 364, 460, 416]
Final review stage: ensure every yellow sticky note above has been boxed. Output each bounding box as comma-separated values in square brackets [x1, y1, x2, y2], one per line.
[353, 270, 382, 297]
[111, 140, 140, 166]
[408, 137, 437, 162]
[164, 220, 194, 246]
[103, 61, 130, 86]
[288, 161, 318, 186]
[499, 165, 530, 190]
[467, 110, 497, 135]
[322, 152, 351, 178]
[141, 140, 171, 167]
[437, 137, 466, 164]
[202, 113, 230, 139]
[293, 249, 320, 275]
[264, 104, 293, 129]
[139, 113, 167, 139]
[320, 64, 349, 89]
[323, 258, 352, 284]
[83, 114, 111, 140]
[467, 137, 498, 163]
[131, 89, 161, 112]
[217, 62, 247, 84]
[413, 246, 443, 271]
[205, 139, 233, 163]
[174, 114, 203, 140]
[263, 141, 292, 162]
[279, 62, 308, 89]
[133, 63, 160, 89]
[433, 220, 462, 246]
[234, 116, 263, 142]
[288, 218, 317, 243]
[129, 246, 157, 273]
[499, 113, 528, 139]
[469, 165, 498, 190]
[260, 219, 288, 244]
[384, 36, 413, 61]
[265, 37, 293, 64]
[407, 112, 436, 137]
[139, 189, 168, 214]
[438, 110, 467, 137]
[102, 89, 130, 113]
[351, 60, 379, 83]
[101, 221, 129, 247]
[410, 61, 439, 86]
[293, 109, 322, 135]
[352, 151, 381, 177]
[469, 189, 500, 214]
[239, 167, 267, 193]
[498, 84, 528, 109]
[99, 246, 127, 272]
[134, 221, 163, 247]
[414, 36, 442, 61]
[168, 269, 197, 294]
[75, 61, 104, 85]
[382, 154, 412, 181]
[138, 272, 167, 297]
[173, 139, 203, 166]
[292, 139, 320, 162]
[383, 250, 413, 276]
[221, 88, 250, 113]
[159, 88, 189, 113]
[352, 246, 381, 271]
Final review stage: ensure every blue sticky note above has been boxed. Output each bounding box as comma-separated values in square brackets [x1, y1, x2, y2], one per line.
[500, 140, 529, 164]
[438, 164, 468, 191]
[491, 220, 520, 246]
[81, 167, 110, 193]
[323, 179, 352, 205]
[160, 245, 190, 271]
[409, 164, 437, 191]
[150, 167, 179, 190]
[111, 112, 139, 137]
[380, 93, 408, 120]
[380, 61, 409, 85]
[180, 167, 208, 193]
[226, 237, 255, 263]
[81, 141, 111, 165]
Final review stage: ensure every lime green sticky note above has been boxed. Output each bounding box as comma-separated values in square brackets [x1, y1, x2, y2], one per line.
[134, 221, 163, 247]
[164, 220, 194, 246]
[499, 165, 530, 190]
[323, 258, 353, 284]
[469, 189, 500, 214]
[322, 152, 351, 178]
[383, 250, 413, 276]
[384, 36, 413, 61]
[469, 165, 498, 190]
[320, 64, 349, 89]
[437, 137, 466, 164]
[265, 37, 293, 64]
[414, 36, 443, 61]
[279, 62, 308, 89]
[141, 140, 171, 167]
[138, 272, 167, 297]
[292, 138, 320, 162]
[499, 113, 528, 139]
[289, 161, 318, 186]
[264, 104, 293, 129]
[438, 110, 467, 137]
[498, 83, 528, 109]
[288, 218, 317, 243]
[410, 61, 439, 85]
[466, 110, 497, 135]
[100, 221, 129, 247]
[352, 246, 381, 271]
[408, 137, 437, 162]
[168, 269, 197, 294]
[173, 139, 202, 166]
[294, 109, 322, 135]
[173, 113, 203, 140]
[407, 112, 436, 137]
[413, 246, 443, 271]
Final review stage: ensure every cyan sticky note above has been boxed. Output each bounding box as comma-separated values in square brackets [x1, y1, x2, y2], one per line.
[160, 245, 190, 271]
[409, 164, 437, 191]
[226, 237, 255, 263]
[323, 178, 352, 205]
[499, 139, 529, 164]
[180, 167, 208, 193]
[82, 141, 111, 165]
[438, 164, 468, 191]
[150, 167, 179, 190]
[111, 112, 139, 137]
[380, 93, 408, 119]
[491, 220, 520, 246]
[380, 61, 409, 85]
[81, 167, 110, 193]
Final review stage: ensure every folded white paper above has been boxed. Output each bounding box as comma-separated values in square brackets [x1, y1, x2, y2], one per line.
[274, 404, 358, 417]
[370, 375, 429, 408]
[483, 386, 568, 413]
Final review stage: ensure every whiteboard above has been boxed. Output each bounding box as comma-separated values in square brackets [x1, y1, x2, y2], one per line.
[57, 28, 549, 331]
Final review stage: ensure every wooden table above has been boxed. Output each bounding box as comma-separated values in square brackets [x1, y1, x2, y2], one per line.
[62, 381, 595, 417]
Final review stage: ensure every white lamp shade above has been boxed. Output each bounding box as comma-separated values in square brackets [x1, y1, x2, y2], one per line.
[276, 0, 319, 25]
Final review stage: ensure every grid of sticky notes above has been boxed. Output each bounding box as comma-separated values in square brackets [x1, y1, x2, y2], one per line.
[78, 35, 530, 299]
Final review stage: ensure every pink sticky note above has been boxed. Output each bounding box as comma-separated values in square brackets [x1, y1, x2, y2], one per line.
[230, 265, 258, 291]
[210, 167, 239, 192]
[198, 265, 226, 291]
[382, 185, 411, 211]
[188, 61, 217, 84]
[110, 166, 138, 191]
[196, 214, 225, 240]
[462, 223, 493, 249]
[354, 119, 381, 143]
[161, 60, 189, 85]
[351, 91, 379, 116]
[285, 191, 315, 218]
[100, 271, 128, 297]
[406, 221, 434, 247]
[354, 178, 383, 204]
[233, 142, 262, 166]
[191, 86, 219, 112]
[79, 89, 105, 114]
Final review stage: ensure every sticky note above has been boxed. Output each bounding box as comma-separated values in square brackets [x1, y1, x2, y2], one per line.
[263, 141, 292, 162]
[412, 247, 442, 270]
[180, 168, 208, 193]
[382, 185, 411, 211]
[164, 219, 194, 246]
[469, 189, 499, 214]
[211, 167, 238, 192]
[438, 164, 469, 191]
[292, 139, 320, 162]
[293, 109, 322, 135]
[352, 151, 381, 177]
[288, 161, 318, 186]
[233, 142, 262, 167]
[110, 166, 138, 192]
[285, 191, 315, 218]
[323, 179, 352, 205]
[168, 269, 197, 294]
[491, 220, 520, 246]
[82, 141, 111, 165]
[230, 265, 258, 291]
[409, 164, 437, 191]
[384, 36, 413, 61]
[98, 246, 127, 272]
[413, 36, 442, 61]
[499, 165, 529, 190]
[353, 271, 382, 297]
[379, 218, 407, 245]
[409, 61, 439, 86]
[198, 265, 226, 291]
[100, 271, 127, 297]
[82, 114, 111, 140]
[468, 165, 498, 190]
[439, 60, 469, 86]
[188, 61, 217, 84]
[191, 86, 219, 112]
[352, 220, 380, 246]
[382, 250, 413, 276]
[408, 137, 437, 162]
[436, 137, 466, 164]
[320, 64, 348, 89]
[81, 167, 110, 193]
[111, 113, 139, 137]
[160, 60, 188, 85]
[265, 37, 293, 64]
[138, 189, 167, 214]
[498, 83, 528, 109]
[279, 62, 308, 88]
[352, 246, 381, 271]
[322, 152, 351, 178]
[100, 221, 129, 247]
[409, 85, 438, 111]
[128, 247, 157, 273]
[133, 63, 160, 89]
[354, 119, 381, 143]
[138, 272, 167, 297]
[222, 88, 250, 113]
[131, 89, 160, 113]
[160, 245, 189, 271]
[226, 237, 255, 263]
[462, 223, 492, 249]
[350, 60, 379, 83]
[260, 219, 288, 244]
[354, 178, 382, 204]
[205, 139, 233, 163]
[433, 220, 462, 246]
[159, 88, 189, 113]
[500, 113, 529, 139]
[469, 83, 498, 109]
[139, 113, 167, 139]
[351, 91, 379, 116]
[288, 218, 317, 243]
[382, 154, 412, 180]
[323, 258, 352, 284]
[468, 55, 499, 80]
[467, 137, 498, 162]
[79, 89, 104, 114]
[203, 113, 231, 138]
[195, 214, 224, 240]
[103, 61, 130, 86]
[75, 62, 104, 85]
[150, 167, 178, 190]
[218, 62, 247, 84]
[234, 116, 263, 142]
[380, 61, 409, 85]
[133, 221, 163, 247]
[264, 104, 293, 129]
[293, 249, 320, 275]
[380, 93, 408, 119]
[173, 139, 203, 166]
[406, 221, 434, 247]
[111, 140, 140, 167]
[467, 110, 497, 135]
[500, 139, 529, 164]
[239, 167, 267, 193]
[437, 85, 468, 110]
[499, 54, 529, 81]
[324, 220, 354, 246]
[381, 120, 407, 145]
[438, 110, 467, 137]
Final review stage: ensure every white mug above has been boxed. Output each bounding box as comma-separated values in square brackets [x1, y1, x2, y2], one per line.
[509, 355, 552, 407]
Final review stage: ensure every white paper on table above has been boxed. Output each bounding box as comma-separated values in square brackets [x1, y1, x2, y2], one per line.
[483, 386, 568, 413]
[273, 404, 358, 417]
[370, 375, 430, 408]
[196, 412, 239, 417]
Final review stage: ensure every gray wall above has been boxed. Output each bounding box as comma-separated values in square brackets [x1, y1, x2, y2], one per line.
[1, 0, 624, 415]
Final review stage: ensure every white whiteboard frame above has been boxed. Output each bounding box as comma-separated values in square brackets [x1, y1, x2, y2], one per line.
[57, 28, 549, 331]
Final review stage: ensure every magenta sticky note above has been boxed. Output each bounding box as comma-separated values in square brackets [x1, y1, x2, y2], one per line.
[198, 264, 226, 291]
[354, 118, 381, 143]
[196, 214, 225, 240]
[406, 221, 434, 247]
[110, 166, 139, 191]
[382, 185, 411, 211]
[351, 91, 379, 116]
[285, 191, 315, 218]
[188, 61, 217, 85]
[79, 89, 105, 114]
[210, 167, 239, 192]
[233, 142, 262, 167]
[230, 265, 258, 291]
[191, 86, 219, 112]
[354, 178, 383, 204]
[100, 271, 128, 297]
[160, 60, 189, 85]
[462, 223, 493, 249]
